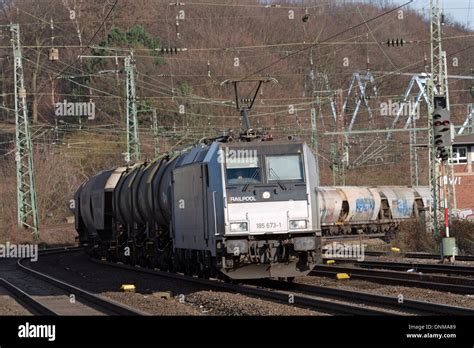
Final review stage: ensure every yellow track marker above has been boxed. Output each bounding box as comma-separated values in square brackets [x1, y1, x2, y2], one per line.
[336, 273, 350, 280]
[120, 284, 136, 293]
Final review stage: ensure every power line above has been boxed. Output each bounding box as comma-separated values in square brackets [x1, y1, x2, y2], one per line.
[55, 0, 119, 78]
[240, 1, 414, 80]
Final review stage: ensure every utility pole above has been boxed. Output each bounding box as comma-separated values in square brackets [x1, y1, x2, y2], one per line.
[332, 89, 347, 186]
[428, 0, 456, 262]
[409, 113, 420, 186]
[124, 52, 140, 162]
[310, 106, 320, 186]
[80, 53, 141, 162]
[306, 49, 321, 185]
[11, 24, 39, 240]
[80, 48, 187, 161]
[151, 108, 160, 157]
[427, 0, 441, 238]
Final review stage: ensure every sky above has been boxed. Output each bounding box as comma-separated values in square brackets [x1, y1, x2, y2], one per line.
[390, 0, 474, 29]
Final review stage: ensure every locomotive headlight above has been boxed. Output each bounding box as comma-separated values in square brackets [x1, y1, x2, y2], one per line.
[226, 239, 248, 255]
[289, 219, 307, 230]
[230, 222, 248, 232]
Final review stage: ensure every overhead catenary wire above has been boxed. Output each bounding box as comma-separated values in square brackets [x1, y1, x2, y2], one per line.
[237, 1, 414, 81]
[1, 0, 472, 165]
[54, 0, 119, 78]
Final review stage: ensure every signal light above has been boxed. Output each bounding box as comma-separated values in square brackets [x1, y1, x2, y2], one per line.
[439, 147, 449, 161]
[432, 95, 451, 162]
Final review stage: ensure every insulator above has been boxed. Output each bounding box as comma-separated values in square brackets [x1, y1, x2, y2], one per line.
[157, 47, 187, 54]
[386, 38, 406, 47]
[49, 48, 59, 61]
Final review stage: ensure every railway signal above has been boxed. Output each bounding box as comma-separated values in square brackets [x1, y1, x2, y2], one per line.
[432, 95, 451, 161]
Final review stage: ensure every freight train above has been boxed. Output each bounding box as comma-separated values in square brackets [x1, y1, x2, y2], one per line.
[74, 134, 432, 280]
[74, 136, 322, 280]
[318, 186, 431, 239]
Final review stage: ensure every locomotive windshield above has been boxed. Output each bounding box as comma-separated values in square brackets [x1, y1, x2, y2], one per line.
[265, 155, 304, 182]
[226, 156, 261, 185]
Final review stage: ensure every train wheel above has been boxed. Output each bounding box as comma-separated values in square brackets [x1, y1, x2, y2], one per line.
[383, 228, 397, 242]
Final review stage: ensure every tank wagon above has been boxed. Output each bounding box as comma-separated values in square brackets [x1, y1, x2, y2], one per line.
[74, 139, 322, 280]
[318, 186, 431, 238]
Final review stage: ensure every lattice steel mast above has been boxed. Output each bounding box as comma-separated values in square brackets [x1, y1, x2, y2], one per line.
[151, 108, 160, 157]
[125, 52, 141, 162]
[427, 0, 442, 237]
[11, 24, 39, 239]
[428, 0, 454, 250]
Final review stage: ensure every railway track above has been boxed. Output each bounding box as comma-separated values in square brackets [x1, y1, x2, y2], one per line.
[322, 234, 386, 241]
[27, 248, 382, 316]
[90, 258, 390, 315]
[329, 259, 474, 277]
[37, 246, 83, 256]
[261, 280, 474, 316]
[0, 249, 145, 316]
[90, 258, 474, 316]
[311, 265, 474, 295]
[15, 247, 474, 316]
[0, 278, 56, 315]
[360, 250, 474, 262]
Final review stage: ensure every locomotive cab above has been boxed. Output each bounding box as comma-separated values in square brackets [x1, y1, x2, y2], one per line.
[217, 141, 321, 279]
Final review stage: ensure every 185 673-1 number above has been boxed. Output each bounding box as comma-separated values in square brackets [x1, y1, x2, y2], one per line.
[256, 222, 282, 229]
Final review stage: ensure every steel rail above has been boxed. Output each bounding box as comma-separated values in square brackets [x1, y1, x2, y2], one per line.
[311, 265, 474, 295]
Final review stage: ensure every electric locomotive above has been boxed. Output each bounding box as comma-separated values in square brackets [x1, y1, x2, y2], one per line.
[74, 134, 322, 279]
